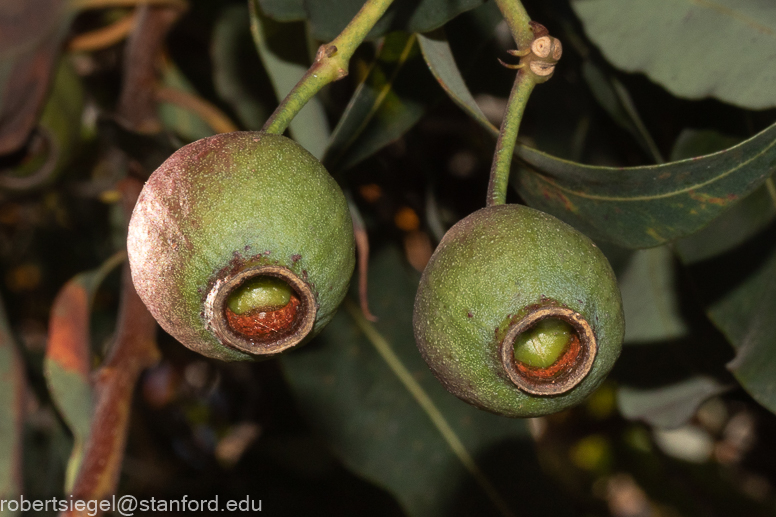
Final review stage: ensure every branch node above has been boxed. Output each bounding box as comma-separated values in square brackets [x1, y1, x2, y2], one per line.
[502, 22, 562, 84]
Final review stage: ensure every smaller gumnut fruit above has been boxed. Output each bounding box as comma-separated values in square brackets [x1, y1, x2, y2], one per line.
[413, 204, 624, 417]
[128, 132, 355, 361]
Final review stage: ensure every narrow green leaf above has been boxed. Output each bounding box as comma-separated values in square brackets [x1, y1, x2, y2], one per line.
[249, 0, 330, 158]
[723, 253, 776, 414]
[572, 0, 776, 109]
[513, 122, 776, 248]
[326, 7, 499, 172]
[420, 34, 776, 249]
[1, 59, 84, 191]
[0, 0, 74, 153]
[618, 246, 689, 344]
[417, 30, 490, 129]
[282, 248, 572, 517]
[257, 0, 304, 21]
[671, 128, 741, 163]
[212, 5, 269, 130]
[707, 262, 769, 350]
[673, 129, 776, 262]
[261, 0, 485, 41]
[158, 65, 215, 142]
[683, 219, 776, 415]
[324, 32, 436, 171]
[44, 252, 125, 492]
[671, 129, 776, 416]
[581, 60, 663, 163]
[0, 296, 25, 511]
[677, 179, 776, 262]
[618, 376, 730, 429]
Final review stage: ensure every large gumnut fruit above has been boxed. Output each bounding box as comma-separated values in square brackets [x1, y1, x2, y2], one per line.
[128, 132, 355, 361]
[413, 204, 624, 417]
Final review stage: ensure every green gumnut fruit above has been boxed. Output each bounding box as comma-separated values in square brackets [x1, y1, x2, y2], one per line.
[128, 132, 355, 361]
[413, 204, 624, 417]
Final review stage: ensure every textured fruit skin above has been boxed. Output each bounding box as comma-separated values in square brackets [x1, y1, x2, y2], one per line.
[128, 132, 355, 361]
[413, 204, 624, 417]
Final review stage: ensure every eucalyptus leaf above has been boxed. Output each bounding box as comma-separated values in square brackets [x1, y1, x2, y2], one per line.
[44, 252, 124, 491]
[158, 65, 215, 142]
[618, 246, 688, 344]
[327, 7, 500, 172]
[212, 5, 269, 130]
[618, 376, 730, 429]
[676, 181, 776, 263]
[282, 248, 571, 517]
[683, 217, 776, 415]
[324, 32, 437, 171]
[260, 0, 486, 41]
[0, 60, 84, 192]
[581, 60, 662, 163]
[0, 0, 74, 153]
[419, 33, 776, 249]
[513, 122, 776, 248]
[257, 0, 304, 21]
[418, 31, 491, 131]
[571, 0, 776, 109]
[673, 129, 776, 262]
[671, 129, 741, 162]
[723, 252, 776, 414]
[672, 128, 776, 414]
[249, 0, 330, 158]
[0, 296, 24, 510]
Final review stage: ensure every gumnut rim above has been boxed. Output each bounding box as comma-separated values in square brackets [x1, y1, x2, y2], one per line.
[205, 265, 317, 356]
[500, 306, 597, 396]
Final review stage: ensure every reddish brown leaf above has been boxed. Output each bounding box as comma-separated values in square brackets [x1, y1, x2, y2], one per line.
[0, 0, 73, 153]
[47, 280, 92, 378]
[65, 267, 160, 512]
[61, 178, 160, 516]
[45, 251, 126, 492]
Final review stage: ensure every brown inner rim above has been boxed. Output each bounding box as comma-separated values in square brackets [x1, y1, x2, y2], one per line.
[205, 265, 316, 356]
[499, 306, 597, 396]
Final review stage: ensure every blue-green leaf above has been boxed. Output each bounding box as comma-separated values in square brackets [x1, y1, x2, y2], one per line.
[282, 248, 572, 517]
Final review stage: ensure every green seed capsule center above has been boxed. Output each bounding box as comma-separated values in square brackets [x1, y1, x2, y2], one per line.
[513, 318, 575, 368]
[227, 276, 292, 315]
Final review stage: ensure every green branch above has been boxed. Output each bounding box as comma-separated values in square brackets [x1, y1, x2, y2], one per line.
[493, 0, 533, 51]
[260, 0, 394, 135]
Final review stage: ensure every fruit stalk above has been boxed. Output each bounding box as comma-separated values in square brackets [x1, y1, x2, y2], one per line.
[486, 70, 535, 206]
[487, 0, 535, 207]
[256, 0, 394, 135]
[487, 1, 561, 206]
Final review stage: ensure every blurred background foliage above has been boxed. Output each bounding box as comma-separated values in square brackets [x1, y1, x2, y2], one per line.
[0, 0, 775, 515]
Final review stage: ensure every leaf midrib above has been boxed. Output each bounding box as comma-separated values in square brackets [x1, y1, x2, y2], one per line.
[344, 300, 517, 517]
[524, 133, 776, 202]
